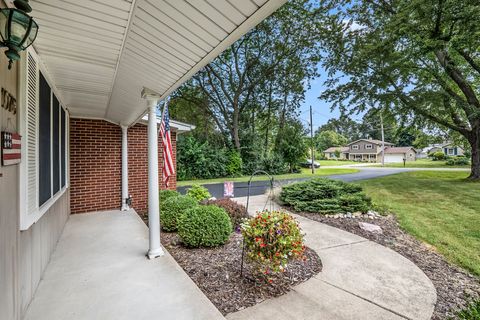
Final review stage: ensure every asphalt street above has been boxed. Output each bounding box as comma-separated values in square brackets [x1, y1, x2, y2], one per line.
[177, 168, 410, 199]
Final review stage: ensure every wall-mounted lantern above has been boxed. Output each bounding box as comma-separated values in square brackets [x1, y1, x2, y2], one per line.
[0, 0, 38, 69]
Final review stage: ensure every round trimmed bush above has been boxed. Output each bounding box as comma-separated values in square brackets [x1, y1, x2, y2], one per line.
[204, 198, 248, 229]
[160, 189, 179, 202]
[160, 189, 179, 211]
[186, 184, 211, 202]
[160, 195, 197, 232]
[177, 205, 232, 247]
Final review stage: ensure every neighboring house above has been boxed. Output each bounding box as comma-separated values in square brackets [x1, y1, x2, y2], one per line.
[324, 146, 350, 159]
[347, 139, 394, 162]
[327, 139, 416, 163]
[418, 142, 465, 158]
[439, 143, 465, 157]
[384, 147, 417, 163]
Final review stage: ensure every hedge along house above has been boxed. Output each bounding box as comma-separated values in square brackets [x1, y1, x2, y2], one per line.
[0, 1, 286, 319]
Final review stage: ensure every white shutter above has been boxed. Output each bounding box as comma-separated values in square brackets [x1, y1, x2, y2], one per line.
[19, 48, 40, 230]
[26, 51, 39, 215]
[19, 48, 69, 230]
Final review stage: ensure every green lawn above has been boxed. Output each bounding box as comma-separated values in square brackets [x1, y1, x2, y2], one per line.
[319, 160, 358, 166]
[177, 168, 359, 187]
[357, 171, 480, 276]
[375, 158, 470, 168]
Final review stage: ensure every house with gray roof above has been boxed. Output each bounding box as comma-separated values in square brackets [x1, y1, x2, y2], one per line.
[324, 139, 417, 163]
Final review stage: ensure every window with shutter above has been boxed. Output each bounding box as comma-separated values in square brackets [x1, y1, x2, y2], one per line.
[19, 48, 69, 230]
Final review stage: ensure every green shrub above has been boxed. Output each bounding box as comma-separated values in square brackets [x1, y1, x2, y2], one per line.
[160, 195, 198, 231]
[226, 151, 243, 176]
[241, 211, 305, 275]
[177, 205, 232, 247]
[159, 190, 179, 211]
[446, 156, 470, 166]
[176, 135, 229, 180]
[452, 298, 480, 320]
[186, 184, 211, 202]
[280, 178, 372, 214]
[205, 198, 249, 229]
[432, 151, 446, 161]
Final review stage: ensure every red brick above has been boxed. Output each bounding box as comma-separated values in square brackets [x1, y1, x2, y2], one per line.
[70, 118, 177, 215]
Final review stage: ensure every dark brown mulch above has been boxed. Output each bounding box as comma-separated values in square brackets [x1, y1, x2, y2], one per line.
[291, 210, 480, 320]
[138, 211, 322, 315]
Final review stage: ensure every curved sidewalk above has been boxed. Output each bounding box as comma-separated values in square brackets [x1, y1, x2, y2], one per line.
[229, 196, 436, 320]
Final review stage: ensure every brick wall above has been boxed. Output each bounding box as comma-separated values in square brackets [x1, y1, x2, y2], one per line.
[70, 118, 176, 214]
[128, 124, 177, 214]
[70, 119, 122, 214]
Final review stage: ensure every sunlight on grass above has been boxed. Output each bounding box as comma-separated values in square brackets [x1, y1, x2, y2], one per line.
[358, 171, 480, 276]
[319, 160, 358, 166]
[375, 158, 470, 168]
[177, 168, 359, 186]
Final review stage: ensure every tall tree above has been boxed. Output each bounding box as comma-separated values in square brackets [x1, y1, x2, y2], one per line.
[177, 0, 321, 152]
[316, 115, 362, 141]
[274, 119, 308, 172]
[318, 0, 480, 179]
[315, 130, 348, 151]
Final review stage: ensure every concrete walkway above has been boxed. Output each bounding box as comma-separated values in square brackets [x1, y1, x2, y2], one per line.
[24, 209, 224, 320]
[228, 196, 436, 320]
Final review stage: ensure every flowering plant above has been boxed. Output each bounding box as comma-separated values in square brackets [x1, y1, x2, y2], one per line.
[241, 211, 305, 276]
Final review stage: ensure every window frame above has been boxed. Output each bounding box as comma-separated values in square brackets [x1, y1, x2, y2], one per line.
[447, 148, 455, 155]
[352, 145, 359, 150]
[365, 144, 373, 149]
[19, 48, 69, 231]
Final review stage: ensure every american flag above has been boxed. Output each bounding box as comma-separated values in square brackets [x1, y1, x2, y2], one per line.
[1, 131, 21, 166]
[159, 100, 175, 187]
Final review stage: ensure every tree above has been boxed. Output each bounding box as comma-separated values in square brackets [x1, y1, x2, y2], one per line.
[274, 120, 308, 172]
[315, 130, 348, 152]
[317, 0, 480, 179]
[177, 0, 321, 152]
[316, 115, 362, 141]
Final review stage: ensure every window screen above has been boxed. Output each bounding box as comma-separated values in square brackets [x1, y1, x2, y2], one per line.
[39, 73, 51, 206]
[52, 95, 60, 194]
[61, 107, 66, 188]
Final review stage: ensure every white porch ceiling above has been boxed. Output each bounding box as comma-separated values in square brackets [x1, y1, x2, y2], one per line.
[29, 0, 286, 126]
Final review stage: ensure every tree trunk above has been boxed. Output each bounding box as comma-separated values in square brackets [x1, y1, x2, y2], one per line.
[468, 128, 480, 180]
[233, 120, 241, 152]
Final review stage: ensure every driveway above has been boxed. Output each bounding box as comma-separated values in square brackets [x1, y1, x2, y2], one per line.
[177, 168, 409, 199]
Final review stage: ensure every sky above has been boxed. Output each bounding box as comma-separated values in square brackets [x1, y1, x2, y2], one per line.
[298, 62, 365, 132]
[297, 63, 341, 132]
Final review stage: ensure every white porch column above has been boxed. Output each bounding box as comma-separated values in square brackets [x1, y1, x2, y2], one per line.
[121, 125, 129, 211]
[143, 88, 164, 259]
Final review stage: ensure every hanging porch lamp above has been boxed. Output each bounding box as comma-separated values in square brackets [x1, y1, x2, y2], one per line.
[0, 0, 38, 69]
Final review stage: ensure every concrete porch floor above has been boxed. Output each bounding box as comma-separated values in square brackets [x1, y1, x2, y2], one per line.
[24, 209, 224, 320]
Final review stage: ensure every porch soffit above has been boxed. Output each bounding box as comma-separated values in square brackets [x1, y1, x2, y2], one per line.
[29, 0, 286, 126]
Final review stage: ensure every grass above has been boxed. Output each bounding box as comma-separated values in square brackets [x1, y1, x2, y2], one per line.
[177, 168, 359, 187]
[357, 171, 480, 276]
[375, 158, 470, 168]
[319, 160, 358, 166]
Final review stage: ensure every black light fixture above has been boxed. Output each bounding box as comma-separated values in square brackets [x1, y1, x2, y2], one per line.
[0, 0, 38, 69]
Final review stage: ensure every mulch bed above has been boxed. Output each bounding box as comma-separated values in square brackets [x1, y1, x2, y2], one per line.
[139, 212, 322, 315]
[291, 210, 480, 320]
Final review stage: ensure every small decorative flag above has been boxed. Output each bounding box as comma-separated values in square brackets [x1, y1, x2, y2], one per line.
[1, 131, 21, 166]
[159, 98, 175, 187]
[224, 181, 234, 198]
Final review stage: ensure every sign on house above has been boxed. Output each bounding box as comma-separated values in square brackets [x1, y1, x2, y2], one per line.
[1, 131, 21, 166]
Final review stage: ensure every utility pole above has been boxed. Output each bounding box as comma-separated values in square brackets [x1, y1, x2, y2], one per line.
[380, 112, 385, 167]
[310, 105, 315, 174]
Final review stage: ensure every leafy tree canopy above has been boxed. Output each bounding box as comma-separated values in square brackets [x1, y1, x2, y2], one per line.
[317, 0, 480, 179]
